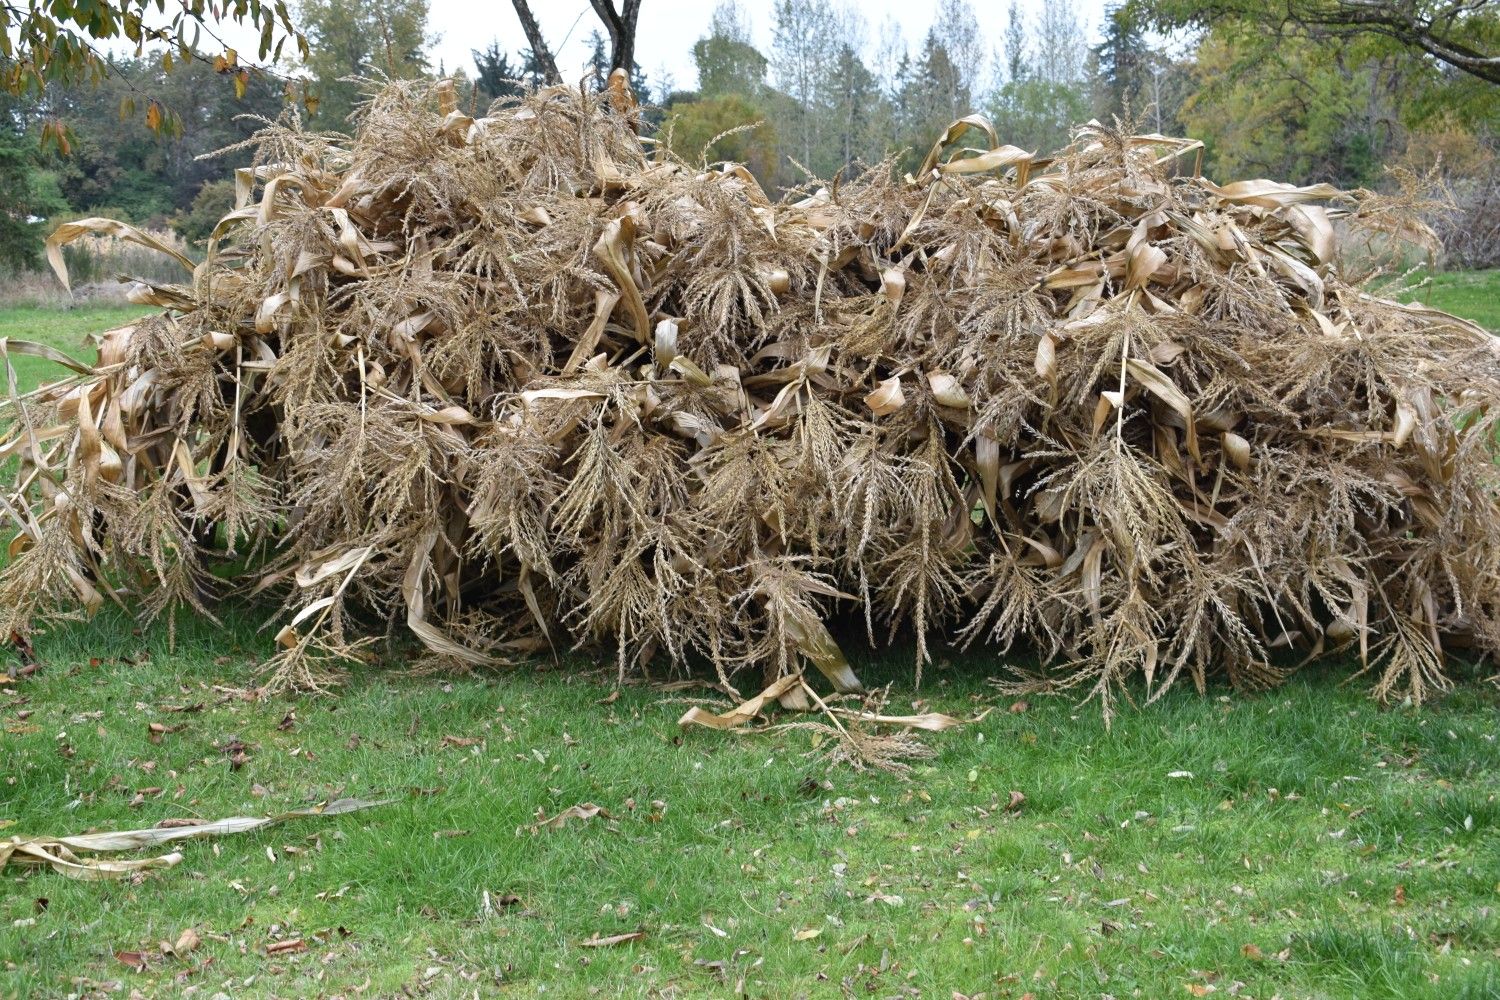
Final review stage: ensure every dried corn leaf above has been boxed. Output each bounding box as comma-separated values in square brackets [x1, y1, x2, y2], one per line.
[0, 798, 387, 880]
[678, 673, 804, 730]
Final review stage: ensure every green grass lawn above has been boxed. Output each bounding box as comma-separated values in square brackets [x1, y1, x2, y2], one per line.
[3, 615, 1498, 999]
[0, 304, 153, 392]
[1, 279, 1498, 999]
[1400, 270, 1500, 331]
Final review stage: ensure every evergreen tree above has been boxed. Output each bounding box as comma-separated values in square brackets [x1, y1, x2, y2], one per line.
[826, 43, 878, 172]
[473, 41, 523, 103]
[586, 30, 610, 93]
[932, 0, 984, 117]
[1092, 4, 1151, 120]
[520, 48, 551, 88]
[900, 32, 967, 165]
[0, 99, 46, 272]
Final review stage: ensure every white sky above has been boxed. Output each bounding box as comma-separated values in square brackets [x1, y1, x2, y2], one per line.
[430, 1, 1109, 92]
[164, 0, 1112, 95]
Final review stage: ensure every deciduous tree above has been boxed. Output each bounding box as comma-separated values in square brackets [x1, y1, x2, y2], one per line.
[296, 0, 432, 124]
[1128, 0, 1500, 85]
[693, 2, 769, 99]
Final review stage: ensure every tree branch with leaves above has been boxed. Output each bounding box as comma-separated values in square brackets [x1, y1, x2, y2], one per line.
[1128, 0, 1500, 84]
[1, 0, 307, 94]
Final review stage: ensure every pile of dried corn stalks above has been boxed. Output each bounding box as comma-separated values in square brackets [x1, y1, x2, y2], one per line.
[4, 80, 1498, 716]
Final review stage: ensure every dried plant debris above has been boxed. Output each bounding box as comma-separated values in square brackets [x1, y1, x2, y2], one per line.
[1, 798, 387, 880]
[2, 79, 1498, 721]
[678, 673, 979, 773]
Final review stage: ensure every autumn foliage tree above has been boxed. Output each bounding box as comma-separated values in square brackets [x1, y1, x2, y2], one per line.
[2, 0, 306, 133]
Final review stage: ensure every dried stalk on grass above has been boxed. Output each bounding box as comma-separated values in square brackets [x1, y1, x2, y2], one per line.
[2, 80, 1498, 720]
[677, 674, 967, 773]
[1, 798, 386, 880]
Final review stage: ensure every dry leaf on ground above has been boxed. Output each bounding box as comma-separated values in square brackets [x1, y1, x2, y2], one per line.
[579, 931, 645, 948]
[530, 803, 613, 832]
[0, 798, 387, 880]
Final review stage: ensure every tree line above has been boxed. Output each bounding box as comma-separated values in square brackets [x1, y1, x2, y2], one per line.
[2, 0, 1497, 275]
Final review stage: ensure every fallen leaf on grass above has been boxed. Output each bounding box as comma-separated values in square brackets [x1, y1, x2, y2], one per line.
[9, 631, 35, 667]
[1006, 790, 1026, 811]
[579, 931, 644, 948]
[597, 690, 620, 705]
[678, 674, 803, 730]
[163, 927, 199, 956]
[154, 818, 206, 830]
[115, 950, 149, 972]
[147, 722, 185, 744]
[1, 798, 388, 880]
[440, 735, 482, 748]
[1240, 943, 1263, 960]
[793, 926, 822, 941]
[220, 738, 253, 771]
[530, 803, 613, 832]
[265, 938, 307, 956]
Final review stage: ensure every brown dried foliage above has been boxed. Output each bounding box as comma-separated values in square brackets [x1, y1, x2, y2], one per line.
[3, 81, 1498, 718]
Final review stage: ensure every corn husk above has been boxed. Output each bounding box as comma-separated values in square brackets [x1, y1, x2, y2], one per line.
[1, 80, 1497, 718]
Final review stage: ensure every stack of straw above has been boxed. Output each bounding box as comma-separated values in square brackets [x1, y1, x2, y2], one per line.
[4, 79, 1497, 716]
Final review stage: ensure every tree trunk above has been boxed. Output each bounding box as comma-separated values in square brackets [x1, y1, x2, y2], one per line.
[588, 0, 641, 74]
[510, 0, 561, 84]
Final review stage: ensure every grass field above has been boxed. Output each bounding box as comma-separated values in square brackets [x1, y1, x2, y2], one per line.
[0, 304, 153, 393]
[1, 275, 1498, 999]
[1399, 270, 1500, 330]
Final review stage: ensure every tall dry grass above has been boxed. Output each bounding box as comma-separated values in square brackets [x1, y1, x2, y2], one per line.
[0, 226, 194, 307]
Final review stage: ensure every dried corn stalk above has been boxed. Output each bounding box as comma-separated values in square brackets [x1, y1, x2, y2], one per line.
[2, 80, 1498, 719]
[1, 798, 386, 880]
